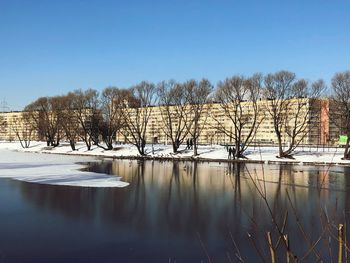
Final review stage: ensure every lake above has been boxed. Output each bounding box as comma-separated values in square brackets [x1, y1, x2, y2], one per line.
[0, 158, 349, 262]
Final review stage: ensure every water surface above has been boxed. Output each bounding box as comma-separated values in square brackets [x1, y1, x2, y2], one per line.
[0, 159, 349, 262]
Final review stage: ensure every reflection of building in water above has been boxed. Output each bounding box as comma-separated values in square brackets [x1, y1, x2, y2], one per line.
[110, 160, 319, 214]
[318, 169, 330, 190]
[16, 159, 348, 262]
[107, 160, 346, 247]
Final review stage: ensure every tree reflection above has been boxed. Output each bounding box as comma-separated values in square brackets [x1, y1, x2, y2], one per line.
[16, 160, 350, 261]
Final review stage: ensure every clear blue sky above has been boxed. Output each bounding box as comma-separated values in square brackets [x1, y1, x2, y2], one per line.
[0, 0, 349, 110]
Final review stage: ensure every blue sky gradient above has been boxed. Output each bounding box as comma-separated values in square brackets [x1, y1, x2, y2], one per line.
[0, 0, 349, 110]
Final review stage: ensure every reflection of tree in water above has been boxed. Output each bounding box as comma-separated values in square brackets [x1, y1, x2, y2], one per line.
[129, 160, 147, 230]
[343, 167, 350, 212]
[16, 160, 350, 261]
[164, 161, 182, 232]
[18, 161, 250, 238]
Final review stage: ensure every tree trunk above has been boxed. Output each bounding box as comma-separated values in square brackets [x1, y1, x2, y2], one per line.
[103, 138, 113, 150]
[83, 136, 92, 151]
[172, 143, 178, 153]
[84, 138, 91, 151]
[284, 139, 295, 157]
[137, 139, 146, 156]
[234, 141, 240, 160]
[54, 132, 60, 147]
[69, 140, 76, 151]
[19, 140, 25, 149]
[193, 139, 198, 156]
[343, 137, 350, 160]
[276, 131, 284, 157]
[137, 145, 145, 156]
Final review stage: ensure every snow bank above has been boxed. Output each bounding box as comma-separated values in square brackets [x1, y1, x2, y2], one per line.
[0, 141, 350, 165]
[0, 149, 129, 187]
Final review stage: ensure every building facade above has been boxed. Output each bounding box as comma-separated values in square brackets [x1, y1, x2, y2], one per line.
[0, 98, 339, 145]
[0, 111, 38, 141]
[116, 98, 338, 146]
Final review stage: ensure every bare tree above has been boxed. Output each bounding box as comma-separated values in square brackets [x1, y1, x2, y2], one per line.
[49, 96, 66, 146]
[24, 96, 64, 147]
[60, 93, 80, 151]
[185, 79, 213, 156]
[214, 74, 263, 158]
[157, 80, 192, 153]
[24, 98, 49, 145]
[330, 71, 350, 159]
[0, 115, 7, 140]
[97, 87, 130, 150]
[71, 89, 99, 151]
[121, 81, 157, 155]
[11, 112, 34, 148]
[264, 71, 324, 158]
[284, 79, 325, 153]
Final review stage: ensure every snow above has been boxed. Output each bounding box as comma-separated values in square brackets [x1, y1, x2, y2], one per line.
[0, 149, 129, 188]
[0, 140, 349, 165]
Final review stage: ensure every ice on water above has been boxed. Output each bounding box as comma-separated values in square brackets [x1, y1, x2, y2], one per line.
[0, 150, 129, 188]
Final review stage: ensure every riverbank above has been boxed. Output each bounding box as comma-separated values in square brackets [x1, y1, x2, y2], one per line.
[1, 141, 349, 166]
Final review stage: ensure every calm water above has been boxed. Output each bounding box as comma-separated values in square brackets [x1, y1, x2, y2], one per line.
[0, 159, 350, 262]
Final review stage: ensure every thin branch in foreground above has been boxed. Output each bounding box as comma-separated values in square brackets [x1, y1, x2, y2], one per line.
[196, 232, 213, 263]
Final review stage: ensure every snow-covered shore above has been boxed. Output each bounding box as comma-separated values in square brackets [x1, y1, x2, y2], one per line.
[0, 144, 129, 188]
[0, 141, 348, 188]
[1, 141, 350, 165]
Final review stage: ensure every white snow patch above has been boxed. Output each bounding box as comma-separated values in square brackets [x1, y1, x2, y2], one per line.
[0, 149, 129, 188]
[0, 140, 350, 165]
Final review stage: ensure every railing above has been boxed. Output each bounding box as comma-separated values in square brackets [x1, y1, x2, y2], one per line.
[248, 142, 341, 152]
